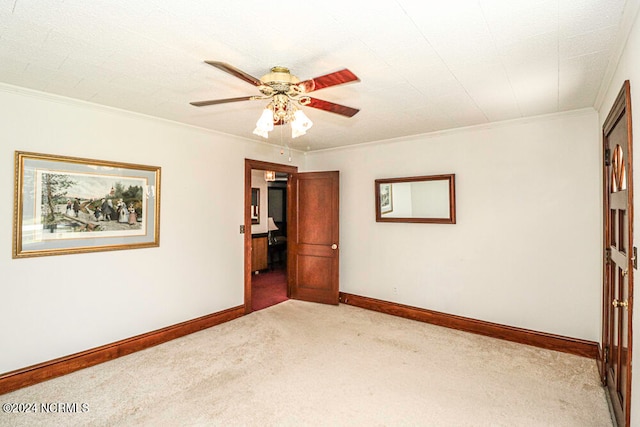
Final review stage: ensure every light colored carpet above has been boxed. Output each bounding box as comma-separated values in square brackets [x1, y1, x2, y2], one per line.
[0, 300, 612, 426]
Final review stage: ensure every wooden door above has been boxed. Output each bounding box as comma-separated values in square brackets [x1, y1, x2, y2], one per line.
[602, 80, 634, 427]
[289, 171, 340, 304]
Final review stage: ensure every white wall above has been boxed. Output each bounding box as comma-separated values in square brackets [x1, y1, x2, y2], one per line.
[596, 3, 640, 425]
[0, 85, 302, 373]
[306, 110, 601, 341]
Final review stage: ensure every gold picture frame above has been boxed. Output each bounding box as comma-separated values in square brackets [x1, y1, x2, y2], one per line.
[13, 151, 161, 258]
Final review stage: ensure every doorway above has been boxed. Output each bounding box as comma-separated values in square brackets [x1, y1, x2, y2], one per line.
[601, 80, 634, 427]
[244, 159, 341, 314]
[244, 159, 298, 314]
[252, 171, 288, 311]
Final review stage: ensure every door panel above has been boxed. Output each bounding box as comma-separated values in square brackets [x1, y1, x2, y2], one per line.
[602, 80, 633, 427]
[291, 171, 339, 305]
[298, 254, 334, 289]
[298, 177, 335, 244]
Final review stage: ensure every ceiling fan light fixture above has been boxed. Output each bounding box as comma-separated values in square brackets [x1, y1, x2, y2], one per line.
[294, 109, 313, 129]
[253, 98, 313, 139]
[253, 107, 274, 137]
[291, 110, 313, 138]
[291, 127, 306, 139]
[253, 127, 269, 138]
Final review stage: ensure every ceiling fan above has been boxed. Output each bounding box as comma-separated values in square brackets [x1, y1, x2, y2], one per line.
[190, 61, 360, 138]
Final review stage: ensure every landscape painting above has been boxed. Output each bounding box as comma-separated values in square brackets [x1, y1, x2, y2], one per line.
[14, 151, 161, 258]
[35, 170, 147, 238]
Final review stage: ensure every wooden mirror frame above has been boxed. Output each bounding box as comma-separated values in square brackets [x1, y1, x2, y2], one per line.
[375, 174, 456, 224]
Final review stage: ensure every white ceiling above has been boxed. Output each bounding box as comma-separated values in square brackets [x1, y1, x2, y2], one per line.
[0, 0, 634, 151]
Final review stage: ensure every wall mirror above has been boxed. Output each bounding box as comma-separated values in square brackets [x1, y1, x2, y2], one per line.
[375, 174, 456, 224]
[251, 188, 260, 224]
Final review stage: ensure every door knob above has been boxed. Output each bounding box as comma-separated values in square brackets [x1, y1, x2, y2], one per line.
[331, 244, 338, 250]
[613, 299, 629, 308]
[622, 269, 629, 277]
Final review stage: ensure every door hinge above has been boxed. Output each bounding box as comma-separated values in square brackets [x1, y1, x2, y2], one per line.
[606, 248, 612, 264]
[605, 148, 611, 166]
[604, 346, 609, 364]
[633, 247, 638, 270]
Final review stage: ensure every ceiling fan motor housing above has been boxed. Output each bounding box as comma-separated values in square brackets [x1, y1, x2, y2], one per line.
[260, 67, 302, 95]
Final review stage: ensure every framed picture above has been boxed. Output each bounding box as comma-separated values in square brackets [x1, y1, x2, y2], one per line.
[379, 183, 393, 214]
[13, 151, 161, 258]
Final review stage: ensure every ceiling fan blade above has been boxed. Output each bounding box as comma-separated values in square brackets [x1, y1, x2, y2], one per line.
[190, 96, 255, 107]
[204, 61, 262, 86]
[298, 69, 359, 93]
[306, 98, 360, 117]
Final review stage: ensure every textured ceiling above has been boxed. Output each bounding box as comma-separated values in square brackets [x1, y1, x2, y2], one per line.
[0, 0, 633, 151]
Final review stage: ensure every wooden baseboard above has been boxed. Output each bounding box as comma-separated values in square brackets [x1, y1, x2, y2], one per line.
[339, 292, 598, 359]
[0, 305, 244, 395]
